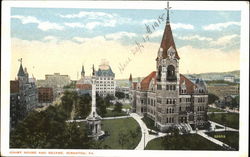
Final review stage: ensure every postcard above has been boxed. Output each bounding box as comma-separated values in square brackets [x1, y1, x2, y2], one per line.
[1, 1, 249, 157]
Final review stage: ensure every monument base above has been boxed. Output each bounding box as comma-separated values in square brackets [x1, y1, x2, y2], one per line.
[86, 114, 104, 140]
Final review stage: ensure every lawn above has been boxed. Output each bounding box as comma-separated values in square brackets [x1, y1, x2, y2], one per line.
[102, 109, 127, 117]
[100, 118, 141, 149]
[208, 113, 239, 129]
[215, 125, 224, 129]
[141, 116, 160, 131]
[145, 134, 224, 150]
[122, 104, 132, 109]
[208, 107, 224, 112]
[206, 131, 239, 150]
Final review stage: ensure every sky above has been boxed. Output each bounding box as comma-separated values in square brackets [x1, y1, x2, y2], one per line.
[10, 7, 241, 80]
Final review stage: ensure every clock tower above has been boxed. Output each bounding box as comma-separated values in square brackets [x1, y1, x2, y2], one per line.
[155, 2, 181, 130]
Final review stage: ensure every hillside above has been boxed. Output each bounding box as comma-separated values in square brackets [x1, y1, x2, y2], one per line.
[115, 70, 240, 87]
[185, 70, 240, 81]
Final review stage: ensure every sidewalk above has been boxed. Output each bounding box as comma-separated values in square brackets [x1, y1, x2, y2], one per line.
[66, 115, 131, 123]
[197, 130, 230, 148]
[209, 120, 238, 132]
[130, 113, 166, 150]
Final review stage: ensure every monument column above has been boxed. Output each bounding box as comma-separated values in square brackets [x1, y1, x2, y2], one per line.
[86, 65, 104, 140]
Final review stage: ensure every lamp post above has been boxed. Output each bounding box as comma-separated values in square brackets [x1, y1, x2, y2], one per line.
[143, 130, 146, 149]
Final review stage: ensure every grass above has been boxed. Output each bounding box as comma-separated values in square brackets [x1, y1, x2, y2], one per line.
[141, 116, 160, 131]
[122, 104, 132, 109]
[145, 134, 225, 150]
[208, 113, 239, 129]
[100, 118, 141, 149]
[215, 125, 224, 129]
[208, 107, 224, 112]
[102, 109, 127, 117]
[206, 131, 239, 150]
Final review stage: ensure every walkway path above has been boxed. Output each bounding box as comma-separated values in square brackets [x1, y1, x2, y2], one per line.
[207, 112, 227, 114]
[209, 120, 238, 132]
[66, 115, 131, 123]
[197, 130, 230, 148]
[193, 120, 238, 150]
[130, 113, 167, 150]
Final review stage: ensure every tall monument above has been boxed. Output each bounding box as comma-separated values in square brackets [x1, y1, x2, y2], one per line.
[86, 65, 104, 140]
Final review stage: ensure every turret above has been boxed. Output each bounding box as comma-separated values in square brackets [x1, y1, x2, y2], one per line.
[129, 73, 132, 89]
[17, 58, 28, 85]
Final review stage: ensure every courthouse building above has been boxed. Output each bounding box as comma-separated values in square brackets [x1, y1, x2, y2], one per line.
[129, 10, 208, 131]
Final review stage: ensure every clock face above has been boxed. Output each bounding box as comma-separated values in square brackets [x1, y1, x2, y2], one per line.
[170, 51, 175, 57]
[167, 46, 175, 59]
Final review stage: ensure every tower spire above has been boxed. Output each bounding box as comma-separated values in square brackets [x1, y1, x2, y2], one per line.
[17, 58, 25, 77]
[81, 65, 85, 78]
[165, 1, 171, 24]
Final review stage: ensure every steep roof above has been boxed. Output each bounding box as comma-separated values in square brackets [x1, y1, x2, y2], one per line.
[81, 65, 85, 74]
[96, 66, 115, 77]
[140, 71, 156, 91]
[17, 64, 25, 76]
[179, 74, 197, 94]
[136, 72, 197, 94]
[129, 74, 132, 82]
[160, 23, 180, 60]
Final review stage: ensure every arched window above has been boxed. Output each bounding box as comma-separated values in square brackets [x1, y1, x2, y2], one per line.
[157, 66, 162, 81]
[167, 65, 177, 81]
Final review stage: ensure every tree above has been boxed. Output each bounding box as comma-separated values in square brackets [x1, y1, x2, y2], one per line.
[113, 102, 122, 113]
[65, 122, 92, 149]
[96, 95, 107, 116]
[10, 105, 92, 149]
[231, 95, 239, 108]
[115, 91, 125, 99]
[61, 91, 75, 118]
[75, 94, 91, 119]
[208, 93, 219, 104]
[103, 94, 114, 108]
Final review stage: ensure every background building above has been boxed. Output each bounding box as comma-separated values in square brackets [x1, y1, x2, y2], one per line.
[10, 61, 38, 129]
[224, 75, 235, 83]
[95, 61, 116, 97]
[76, 65, 92, 95]
[38, 87, 54, 103]
[37, 73, 71, 97]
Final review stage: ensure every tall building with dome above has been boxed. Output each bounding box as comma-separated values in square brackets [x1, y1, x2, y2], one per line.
[129, 6, 208, 131]
[95, 61, 116, 97]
